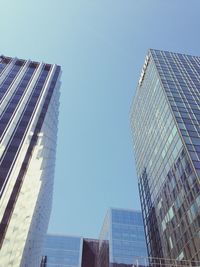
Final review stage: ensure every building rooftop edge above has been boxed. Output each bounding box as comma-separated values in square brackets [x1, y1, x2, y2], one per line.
[109, 207, 142, 213]
[149, 48, 200, 58]
[46, 233, 83, 239]
[0, 54, 61, 68]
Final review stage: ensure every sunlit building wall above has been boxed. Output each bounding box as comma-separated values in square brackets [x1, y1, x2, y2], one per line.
[131, 49, 200, 261]
[0, 55, 61, 266]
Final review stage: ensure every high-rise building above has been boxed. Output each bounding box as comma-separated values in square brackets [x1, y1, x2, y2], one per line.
[131, 49, 200, 261]
[99, 208, 148, 267]
[0, 55, 61, 266]
[41, 209, 148, 267]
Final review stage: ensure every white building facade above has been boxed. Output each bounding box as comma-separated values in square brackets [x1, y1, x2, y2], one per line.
[0, 55, 61, 266]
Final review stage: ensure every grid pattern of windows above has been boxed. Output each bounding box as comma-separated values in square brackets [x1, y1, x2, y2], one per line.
[131, 49, 200, 262]
[42, 235, 83, 267]
[111, 209, 148, 266]
[99, 208, 148, 267]
[152, 50, 200, 176]
[0, 55, 61, 266]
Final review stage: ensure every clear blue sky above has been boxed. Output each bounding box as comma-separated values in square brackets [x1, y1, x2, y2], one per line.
[1, 0, 200, 238]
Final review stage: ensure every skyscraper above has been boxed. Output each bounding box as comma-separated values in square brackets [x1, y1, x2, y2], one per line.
[131, 49, 200, 261]
[0, 55, 61, 266]
[99, 208, 148, 267]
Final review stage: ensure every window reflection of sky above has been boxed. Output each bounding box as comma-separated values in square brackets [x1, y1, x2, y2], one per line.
[111, 209, 148, 265]
[43, 235, 82, 267]
[99, 208, 148, 266]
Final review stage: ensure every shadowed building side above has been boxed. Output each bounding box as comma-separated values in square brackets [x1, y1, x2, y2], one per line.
[82, 238, 99, 267]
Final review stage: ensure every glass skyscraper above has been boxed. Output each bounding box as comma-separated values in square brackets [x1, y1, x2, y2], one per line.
[0, 55, 61, 266]
[131, 49, 200, 261]
[99, 208, 148, 267]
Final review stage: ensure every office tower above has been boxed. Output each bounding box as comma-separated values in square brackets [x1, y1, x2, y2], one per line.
[42, 234, 83, 267]
[0, 55, 61, 266]
[41, 234, 99, 267]
[99, 208, 148, 267]
[131, 49, 200, 261]
[41, 209, 147, 267]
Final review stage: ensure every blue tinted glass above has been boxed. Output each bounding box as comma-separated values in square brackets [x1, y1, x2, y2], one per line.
[43, 235, 82, 267]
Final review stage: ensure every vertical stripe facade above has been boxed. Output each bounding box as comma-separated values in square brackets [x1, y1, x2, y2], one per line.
[0, 55, 61, 267]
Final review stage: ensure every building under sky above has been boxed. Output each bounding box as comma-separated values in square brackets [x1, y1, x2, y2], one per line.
[0, 55, 61, 266]
[99, 208, 148, 267]
[41, 208, 148, 267]
[41, 235, 83, 267]
[42, 235, 99, 267]
[131, 49, 200, 261]
[0, 1, 199, 239]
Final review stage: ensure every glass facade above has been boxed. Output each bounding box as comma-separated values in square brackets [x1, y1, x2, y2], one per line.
[131, 49, 200, 261]
[41, 209, 147, 267]
[99, 208, 148, 267]
[42, 234, 83, 267]
[0, 55, 61, 266]
[42, 235, 100, 267]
